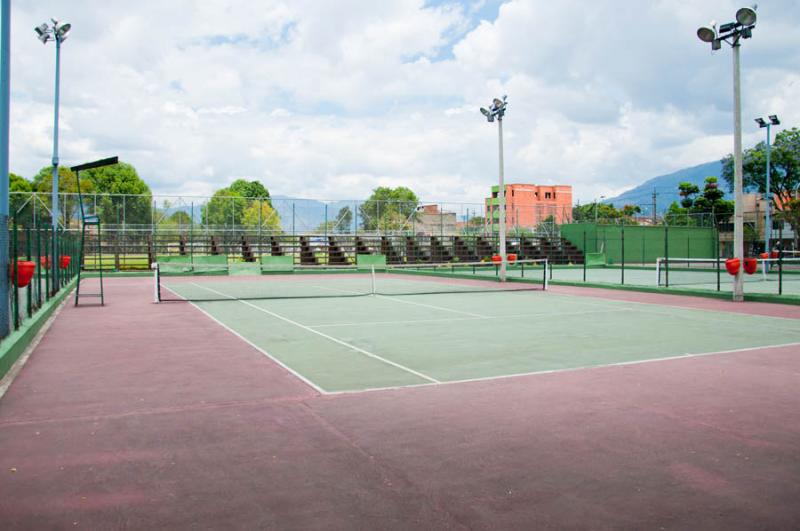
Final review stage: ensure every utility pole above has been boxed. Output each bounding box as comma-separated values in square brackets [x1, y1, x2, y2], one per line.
[651, 188, 657, 224]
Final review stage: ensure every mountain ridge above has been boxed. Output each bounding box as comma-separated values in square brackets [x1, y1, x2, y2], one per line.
[603, 160, 725, 214]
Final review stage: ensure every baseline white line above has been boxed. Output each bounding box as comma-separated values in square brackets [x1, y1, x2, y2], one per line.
[307, 307, 632, 328]
[324, 340, 800, 395]
[162, 286, 327, 394]
[189, 283, 440, 384]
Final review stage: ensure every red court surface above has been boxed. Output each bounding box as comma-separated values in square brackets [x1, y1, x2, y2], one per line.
[0, 277, 799, 529]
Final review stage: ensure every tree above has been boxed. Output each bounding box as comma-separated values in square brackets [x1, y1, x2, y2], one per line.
[32, 166, 93, 227]
[621, 205, 642, 218]
[84, 162, 153, 225]
[668, 177, 734, 228]
[334, 206, 353, 232]
[242, 200, 281, 231]
[678, 182, 700, 209]
[359, 186, 418, 231]
[722, 127, 800, 242]
[776, 198, 800, 249]
[690, 177, 733, 226]
[202, 179, 272, 226]
[167, 211, 192, 226]
[229, 179, 270, 202]
[9, 173, 32, 222]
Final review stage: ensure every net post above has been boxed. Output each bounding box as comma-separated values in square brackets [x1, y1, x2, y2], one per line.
[664, 224, 669, 288]
[778, 252, 783, 296]
[716, 227, 721, 292]
[370, 264, 376, 295]
[655, 258, 661, 286]
[152, 262, 160, 303]
[582, 230, 586, 282]
[543, 258, 548, 290]
[620, 221, 625, 285]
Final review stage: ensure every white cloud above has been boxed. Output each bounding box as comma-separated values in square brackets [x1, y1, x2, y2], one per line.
[8, 0, 800, 206]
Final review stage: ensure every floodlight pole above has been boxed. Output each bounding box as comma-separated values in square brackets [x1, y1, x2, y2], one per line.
[697, 7, 756, 302]
[497, 115, 507, 281]
[50, 36, 63, 290]
[731, 40, 744, 301]
[0, 0, 10, 337]
[763, 121, 772, 254]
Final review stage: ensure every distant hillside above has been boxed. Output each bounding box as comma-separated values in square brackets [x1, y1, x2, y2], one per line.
[604, 160, 724, 213]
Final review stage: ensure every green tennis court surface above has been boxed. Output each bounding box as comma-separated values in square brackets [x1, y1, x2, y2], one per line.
[538, 264, 800, 296]
[162, 273, 800, 393]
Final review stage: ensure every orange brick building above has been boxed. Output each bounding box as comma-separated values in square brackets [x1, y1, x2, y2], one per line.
[485, 184, 572, 230]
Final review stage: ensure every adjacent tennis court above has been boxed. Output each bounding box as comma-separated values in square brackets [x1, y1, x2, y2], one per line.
[159, 267, 800, 393]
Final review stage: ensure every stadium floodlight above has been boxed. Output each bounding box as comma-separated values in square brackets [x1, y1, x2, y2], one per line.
[697, 22, 717, 43]
[696, 6, 757, 302]
[755, 113, 779, 261]
[479, 95, 509, 281]
[34, 17, 71, 292]
[736, 6, 757, 26]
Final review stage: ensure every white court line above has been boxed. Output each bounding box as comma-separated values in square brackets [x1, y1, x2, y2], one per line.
[324, 340, 800, 395]
[307, 307, 632, 328]
[189, 283, 440, 384]
[162, 286, 327, 394]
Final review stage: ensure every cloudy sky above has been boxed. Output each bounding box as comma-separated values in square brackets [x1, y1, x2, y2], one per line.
[8, 0, 800, 206]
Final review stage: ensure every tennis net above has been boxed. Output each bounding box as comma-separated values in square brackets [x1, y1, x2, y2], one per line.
[656, 257, 800, 287]
[154, 258, 549, 302]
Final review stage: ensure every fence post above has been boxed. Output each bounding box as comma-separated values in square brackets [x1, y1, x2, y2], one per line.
[621, 220, 625, 285]
[664, 224, 669, 287]
[716, 226, 721, 291]
[583, 230, 586, 282]
[190, 202, 194, 264]
[25, 226, 31, 318]
[12, 217, 18, 329]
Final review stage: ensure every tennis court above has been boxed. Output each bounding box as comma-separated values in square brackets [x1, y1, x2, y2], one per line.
[2, 271, 800, 529]
[158, 266, 800, 393]
[537, 258, 800, 297]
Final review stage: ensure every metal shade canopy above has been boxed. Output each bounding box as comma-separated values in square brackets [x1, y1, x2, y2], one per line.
[70, 156, 119, 173]
[736, 6, 757, 26]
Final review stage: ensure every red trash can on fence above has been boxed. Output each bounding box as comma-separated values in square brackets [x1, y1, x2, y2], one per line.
[9, 260, 36, 288]
[507, 253, 517, 262]
[491, 255, 502, 263]
[743, 257, 758, 275]
[59, 256, 71, 269]
[725, 258, 740, 276]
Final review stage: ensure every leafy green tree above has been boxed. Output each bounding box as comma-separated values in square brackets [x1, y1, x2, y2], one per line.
[621, 205, 642, 218]
[229, 179, 270, 202]
[32, 166, 93, 227]
[722, 127, 800, 240]
[9, 173, 33, 222]
[168, 211, 192, 226]
[690, 177, 733, 226]
[678, 182, 700, 209]
[242, 201, 281, 231]
[334, 206, 353, 232]
[359, 187, 418, 230]
[664, 201, 692, 226]
[84, 162, 153, 225]
[202, 179, 272, 226]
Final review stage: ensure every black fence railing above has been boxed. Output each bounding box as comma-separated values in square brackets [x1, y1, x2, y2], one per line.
[6, 220, 81, 335]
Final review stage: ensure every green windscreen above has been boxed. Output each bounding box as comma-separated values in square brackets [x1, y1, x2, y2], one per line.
[261, 255, 294, 272]
[357, 254, 387, 271]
